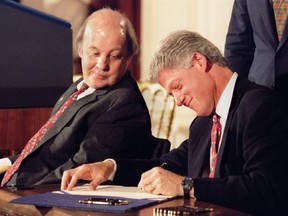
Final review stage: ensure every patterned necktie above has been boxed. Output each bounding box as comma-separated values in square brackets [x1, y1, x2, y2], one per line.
[1, 82, 89, 187]
[209, 113, 222, 178]
[273, 0, 288, 41]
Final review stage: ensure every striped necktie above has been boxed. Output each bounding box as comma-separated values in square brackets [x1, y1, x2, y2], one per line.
[273, 0, 288, 40]
[209, 113, 222, 178]
[1, 82, 89, 187]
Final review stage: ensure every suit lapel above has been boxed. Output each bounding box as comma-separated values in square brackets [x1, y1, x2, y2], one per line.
[214, 78, 250, 177]
[30, 80, 108, 153]
[258, 0, 279, 47]
[51, 79, 80, 115]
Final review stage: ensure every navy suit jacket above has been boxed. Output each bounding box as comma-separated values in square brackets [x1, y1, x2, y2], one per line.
[114, 77, 288, 215]
[225, 0, 288, 98]
[8, 72, 159, 185]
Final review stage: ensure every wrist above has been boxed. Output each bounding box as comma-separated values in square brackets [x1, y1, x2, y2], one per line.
[181, 176, 194, 199]
[103, 159, 117, 180]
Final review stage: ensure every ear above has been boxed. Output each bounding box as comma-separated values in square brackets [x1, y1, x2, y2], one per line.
[192, 52, 210, 71]
[126, 57, 132, 67]
[78, 44, 83, 58]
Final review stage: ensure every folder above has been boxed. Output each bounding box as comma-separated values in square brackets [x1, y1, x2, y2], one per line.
[10, 185, 176, 213]
[11, 193, 173, 213]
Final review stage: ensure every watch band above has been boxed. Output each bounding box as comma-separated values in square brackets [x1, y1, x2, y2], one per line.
[181, 176, 194, 199]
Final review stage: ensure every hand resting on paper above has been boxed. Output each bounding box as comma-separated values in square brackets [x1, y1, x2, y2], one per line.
[61, 160, 115, 191]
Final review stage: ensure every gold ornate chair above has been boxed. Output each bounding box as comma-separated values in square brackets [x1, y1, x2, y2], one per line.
[138, 81, 175, 140]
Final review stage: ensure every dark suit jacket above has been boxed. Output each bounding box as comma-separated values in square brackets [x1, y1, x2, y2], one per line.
[8, 71, 159, 185]
[224, 0, 288, 98]
[114, 77, 288, 215]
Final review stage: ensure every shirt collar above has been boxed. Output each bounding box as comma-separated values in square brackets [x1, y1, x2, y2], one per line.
[76, 80, 95, 100]
[215, 72, 238, 122]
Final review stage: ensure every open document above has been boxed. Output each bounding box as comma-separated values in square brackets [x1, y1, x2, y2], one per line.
[56, 184, 174, 200]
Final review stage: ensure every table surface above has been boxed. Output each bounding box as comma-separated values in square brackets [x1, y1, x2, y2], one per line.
[0, 184, 251, 216]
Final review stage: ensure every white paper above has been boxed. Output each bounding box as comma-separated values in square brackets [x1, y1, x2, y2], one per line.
[54, 184, 174, 200]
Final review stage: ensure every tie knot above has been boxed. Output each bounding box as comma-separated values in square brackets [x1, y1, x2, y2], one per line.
[80, 82, 89, 91]
[71, 82, 89, 100]
[212, 113, 220, 123]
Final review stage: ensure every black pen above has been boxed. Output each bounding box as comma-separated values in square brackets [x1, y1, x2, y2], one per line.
[160, 162, 167, 168]
[79, 198, 131, 205]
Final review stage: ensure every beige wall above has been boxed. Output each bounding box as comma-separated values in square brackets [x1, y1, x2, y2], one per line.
[141, 0, 234, 148]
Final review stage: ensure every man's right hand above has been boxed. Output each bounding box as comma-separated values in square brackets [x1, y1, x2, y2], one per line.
[61, 160, 115, 191]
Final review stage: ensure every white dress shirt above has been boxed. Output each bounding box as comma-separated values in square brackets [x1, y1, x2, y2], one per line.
[215, 72, 238, 150]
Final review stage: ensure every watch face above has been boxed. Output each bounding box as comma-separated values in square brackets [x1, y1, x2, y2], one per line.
[182, 177, 194, 189]
[182, 177, 193, 199]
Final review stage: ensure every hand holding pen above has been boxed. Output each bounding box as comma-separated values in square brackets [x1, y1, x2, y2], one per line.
[138, 162, 184, 196]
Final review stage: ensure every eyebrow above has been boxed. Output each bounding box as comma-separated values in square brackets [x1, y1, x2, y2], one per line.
[88, 46, 123, 53]
[88, 46, 98, 51]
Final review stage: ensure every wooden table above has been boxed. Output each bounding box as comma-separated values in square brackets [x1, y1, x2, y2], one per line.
[0, 184, 251, 215]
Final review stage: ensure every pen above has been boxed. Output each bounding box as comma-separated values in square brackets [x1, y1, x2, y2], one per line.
[160, 162, 167, 168]
[79, 200, 108, 205]
[79, 198, 131, 205]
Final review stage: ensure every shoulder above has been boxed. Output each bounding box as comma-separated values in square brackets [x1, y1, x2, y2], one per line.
[232, 81, 288, 126]
[245, 82, 287, 108]
[234, 77, 287, 108]
[108, 73, 142, 100]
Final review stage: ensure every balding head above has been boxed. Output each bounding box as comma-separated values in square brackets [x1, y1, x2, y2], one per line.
[76, 8, 138, 59]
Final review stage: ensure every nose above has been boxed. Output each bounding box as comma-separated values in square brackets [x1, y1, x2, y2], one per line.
[173, 92, 183, 106]
[96, 56, 109, 71]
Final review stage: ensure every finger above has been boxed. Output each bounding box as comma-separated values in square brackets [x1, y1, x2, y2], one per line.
[147, 184, 156, 192]
[138, 171, 153, 190]
[142, 183, 158, 194]
[151, 187, 160, 195]
[150, 186, 159, 194]
[89, 179, 100, 190]
[61, 171, 72, 190]
[138, 178, 149, 191]
[66, 172, 80, 191]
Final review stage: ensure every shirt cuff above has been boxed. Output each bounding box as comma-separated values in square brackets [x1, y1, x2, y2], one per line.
[103, 159, 117, 181]
[0, 158, 12, 166]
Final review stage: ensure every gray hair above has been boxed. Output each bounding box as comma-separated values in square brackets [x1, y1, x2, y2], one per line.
[76, 7, 139, 59]
[150, 30, 228, 82]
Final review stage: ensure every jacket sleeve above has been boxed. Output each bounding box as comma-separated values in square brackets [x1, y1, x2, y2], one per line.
[224, 0, 255, 77]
